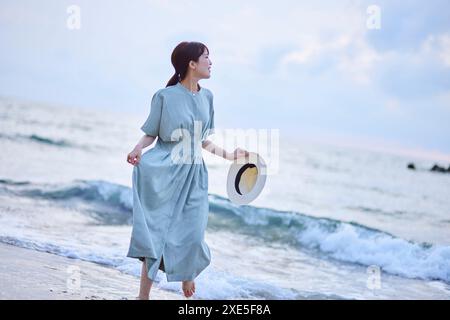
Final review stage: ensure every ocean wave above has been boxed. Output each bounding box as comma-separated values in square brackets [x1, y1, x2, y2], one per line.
[0, 235, 314, 300]
[1, 177, 449, 284]
[0, 132, 74, 147]
[208, 194, 450, 284]
[0, 178, 132, 225]
[0, 132, 103, 151]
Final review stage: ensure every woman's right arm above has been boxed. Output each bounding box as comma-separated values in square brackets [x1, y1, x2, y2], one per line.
[135, 134, 157, 150]
[126, 134, 157, 166]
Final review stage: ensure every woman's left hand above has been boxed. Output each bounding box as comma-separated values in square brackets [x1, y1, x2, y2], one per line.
[227, 148, 250, 161]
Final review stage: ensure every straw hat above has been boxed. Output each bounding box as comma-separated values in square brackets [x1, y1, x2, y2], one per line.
[226, 152, 267, 205]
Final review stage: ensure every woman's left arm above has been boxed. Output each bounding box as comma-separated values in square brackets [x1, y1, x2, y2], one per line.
[202, 140, 249, 161]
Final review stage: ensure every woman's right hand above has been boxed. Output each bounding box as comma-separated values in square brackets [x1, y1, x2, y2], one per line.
[127, 148, 142, 166]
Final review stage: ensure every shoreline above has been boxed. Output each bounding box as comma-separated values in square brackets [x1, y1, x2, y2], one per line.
[0, 243, 181, 300]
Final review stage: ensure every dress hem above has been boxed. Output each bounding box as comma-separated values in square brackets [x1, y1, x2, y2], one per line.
[126, 252, 210, 282]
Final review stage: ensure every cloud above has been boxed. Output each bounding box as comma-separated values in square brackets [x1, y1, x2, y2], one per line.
[372, 33, 450, 101]
[278, 33, 382, 85]
[0, 0, 449, 153]
[422, 33, 450, 67]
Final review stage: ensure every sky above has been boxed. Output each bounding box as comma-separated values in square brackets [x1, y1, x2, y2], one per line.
[0, 0, 449, 157]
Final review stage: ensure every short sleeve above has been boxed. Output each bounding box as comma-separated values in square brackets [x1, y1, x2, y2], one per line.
[207, 91, 215, 137]
[141, 90, 163, 137]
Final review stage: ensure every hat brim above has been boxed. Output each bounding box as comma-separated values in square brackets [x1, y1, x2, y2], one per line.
[226, 152, 267, 205]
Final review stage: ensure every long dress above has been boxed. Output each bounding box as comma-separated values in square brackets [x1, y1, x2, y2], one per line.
[126, 81, 215, 282]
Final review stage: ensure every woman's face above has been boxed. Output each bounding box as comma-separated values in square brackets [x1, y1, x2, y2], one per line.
[192, 49, 212, 79]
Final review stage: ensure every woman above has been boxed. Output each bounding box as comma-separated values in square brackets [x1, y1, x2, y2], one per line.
[126, 41, 249, 299]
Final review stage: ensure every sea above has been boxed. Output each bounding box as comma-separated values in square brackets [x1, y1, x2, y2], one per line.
[0, 96, 449, 299]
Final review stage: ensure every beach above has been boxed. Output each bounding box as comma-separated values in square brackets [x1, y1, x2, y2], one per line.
[0, 242, 181, 300]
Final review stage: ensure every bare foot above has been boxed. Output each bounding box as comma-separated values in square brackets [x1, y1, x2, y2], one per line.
[182, 280, 196, 298]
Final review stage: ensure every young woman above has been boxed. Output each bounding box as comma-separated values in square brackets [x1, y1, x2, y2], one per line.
[126, 41, 249, 299]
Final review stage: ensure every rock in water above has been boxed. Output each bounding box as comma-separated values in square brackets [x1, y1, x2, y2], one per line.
[430, 164, 447, 173]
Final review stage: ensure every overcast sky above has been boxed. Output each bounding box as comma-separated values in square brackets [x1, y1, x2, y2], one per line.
[1, 0, 449, 157]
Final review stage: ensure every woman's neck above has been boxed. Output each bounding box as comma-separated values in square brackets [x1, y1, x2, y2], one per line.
[180, 77, 200, 93]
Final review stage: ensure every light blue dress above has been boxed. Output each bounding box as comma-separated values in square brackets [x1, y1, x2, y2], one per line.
[127, 81, 215, 282]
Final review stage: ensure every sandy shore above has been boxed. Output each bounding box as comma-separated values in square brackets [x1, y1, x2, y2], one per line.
[0, 243, 183, 300]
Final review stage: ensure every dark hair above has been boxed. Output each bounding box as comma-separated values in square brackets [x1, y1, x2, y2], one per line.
[166, 41, 209, 88]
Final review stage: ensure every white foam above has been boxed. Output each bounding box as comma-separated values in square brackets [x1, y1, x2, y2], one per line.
[0, 235, 300, 299]
[297, 223, 450, 283]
